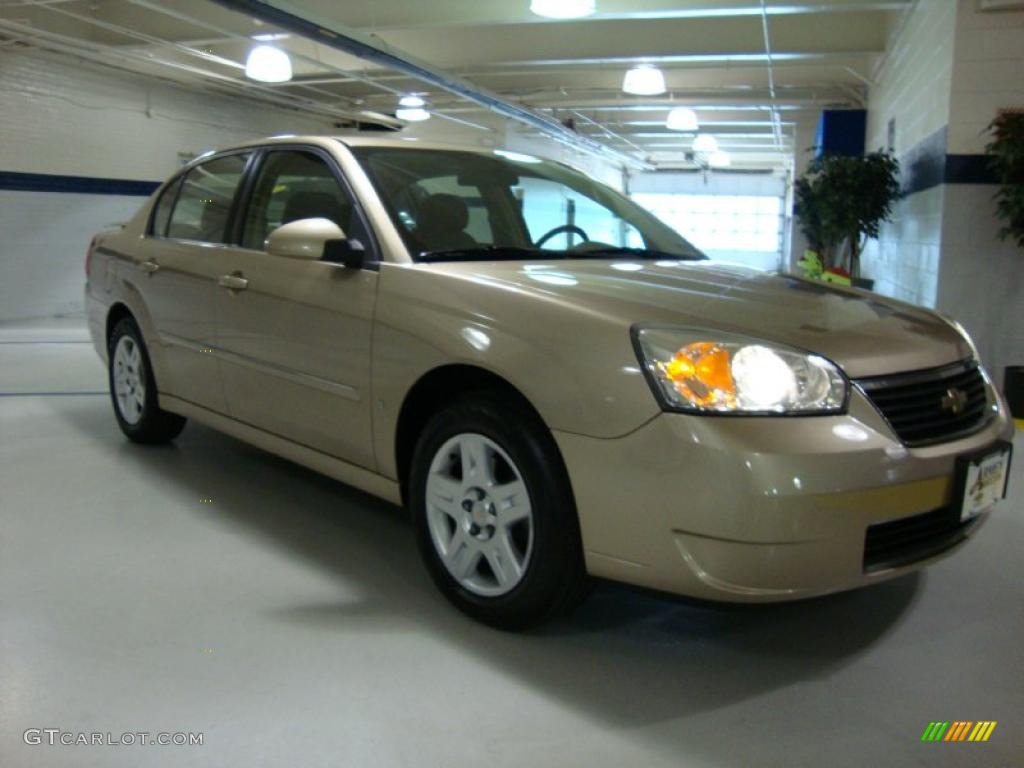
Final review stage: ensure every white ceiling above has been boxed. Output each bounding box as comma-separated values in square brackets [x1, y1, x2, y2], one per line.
[0, 0, 908, 170]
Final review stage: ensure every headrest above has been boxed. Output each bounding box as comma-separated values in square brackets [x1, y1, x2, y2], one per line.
[282, 191, 348, 227]
[199, 198, 227, 241]
[418, 193, 470, 232]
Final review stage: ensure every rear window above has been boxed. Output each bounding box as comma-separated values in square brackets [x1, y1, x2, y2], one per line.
[150, 176, 183, 237]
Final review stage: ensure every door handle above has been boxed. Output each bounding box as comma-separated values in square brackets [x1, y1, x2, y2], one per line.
[140, 260, 160, 275]
[218, 273, 249, 292]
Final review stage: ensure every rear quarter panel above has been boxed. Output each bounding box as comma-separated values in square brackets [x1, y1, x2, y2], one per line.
[85, 193, 167, 376]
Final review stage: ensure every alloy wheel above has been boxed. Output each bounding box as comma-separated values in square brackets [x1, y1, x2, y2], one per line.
[425, 433, 534, 597]
[112, 335, 146, 425]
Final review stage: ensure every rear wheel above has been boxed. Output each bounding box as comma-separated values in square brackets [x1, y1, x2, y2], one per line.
[410, 392, 589, 629]
[108, 317, 186, 444]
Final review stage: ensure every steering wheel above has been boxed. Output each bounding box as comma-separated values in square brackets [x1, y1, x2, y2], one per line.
[534, 224, 590, 248]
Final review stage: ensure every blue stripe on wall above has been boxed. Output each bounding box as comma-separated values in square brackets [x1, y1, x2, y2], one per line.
[944, 154, 997, 186]
[898, 126, 997, 196]
[0, 171, 160, 196]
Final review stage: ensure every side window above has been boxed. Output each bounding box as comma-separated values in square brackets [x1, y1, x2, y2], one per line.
[166, 154, 249, 243]
[241, 150, 371, 259]
[150, 176, 183, 237]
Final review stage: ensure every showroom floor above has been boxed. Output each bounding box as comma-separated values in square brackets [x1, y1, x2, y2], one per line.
[1, 318, 1022, 768]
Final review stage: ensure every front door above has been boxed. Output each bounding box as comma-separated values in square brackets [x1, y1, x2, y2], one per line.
[213, 148, 379, 470]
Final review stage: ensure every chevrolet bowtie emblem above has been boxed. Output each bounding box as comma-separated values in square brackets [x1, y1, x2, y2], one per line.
[940, 387, 968, 415]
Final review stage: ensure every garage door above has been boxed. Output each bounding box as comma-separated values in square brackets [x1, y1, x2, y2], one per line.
[630, 171, 786, 272]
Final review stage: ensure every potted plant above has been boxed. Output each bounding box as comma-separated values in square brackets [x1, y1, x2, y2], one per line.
[794, 151, 901, 289]
[988, 111, 1024, 415]
[987, 111, 1024, 249]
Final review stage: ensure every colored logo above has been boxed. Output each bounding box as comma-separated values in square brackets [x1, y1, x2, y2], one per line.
[921, 721, 997, 742]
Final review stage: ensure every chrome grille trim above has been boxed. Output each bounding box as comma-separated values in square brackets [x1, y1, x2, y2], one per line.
[855, 360, 994, 447]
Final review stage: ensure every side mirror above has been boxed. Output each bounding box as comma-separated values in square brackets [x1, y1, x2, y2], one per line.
[265, 217, 347, 261]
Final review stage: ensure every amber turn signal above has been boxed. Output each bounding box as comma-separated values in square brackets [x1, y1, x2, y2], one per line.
[658, 342, 738, 407]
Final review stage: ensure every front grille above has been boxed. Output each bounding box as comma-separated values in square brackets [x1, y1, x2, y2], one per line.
[863, 507, 978, 573]
[856, 360, 991, 446]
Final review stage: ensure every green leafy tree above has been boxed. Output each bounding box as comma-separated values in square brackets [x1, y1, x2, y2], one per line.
[795, 151, 901, 277]
[987, 112, 1024, 249]
[794, 174, 825, 255]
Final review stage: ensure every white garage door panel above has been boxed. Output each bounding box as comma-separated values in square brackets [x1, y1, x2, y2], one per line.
[630, 171, 787, 272]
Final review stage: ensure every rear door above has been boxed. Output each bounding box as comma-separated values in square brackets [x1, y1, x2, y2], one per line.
[132, 152, 251, 412]
[213, 147, 379, 470]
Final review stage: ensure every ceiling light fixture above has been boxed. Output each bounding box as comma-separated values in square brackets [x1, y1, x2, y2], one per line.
[396, 107, 431, 122]
[245, 45, 292, 82]
[709, 150, 731, 168]
[530, 0, 596, 19]
[692, 134, 718, 153]
[622, 64, 666, 96]
[399, 95, 426, 108]
[666, 107, 699, 132]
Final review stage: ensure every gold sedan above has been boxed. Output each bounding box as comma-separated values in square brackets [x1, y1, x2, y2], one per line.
[86, 136, 1014, 628]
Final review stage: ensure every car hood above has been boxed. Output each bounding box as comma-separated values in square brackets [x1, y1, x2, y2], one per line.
[428, 259, 971, 378]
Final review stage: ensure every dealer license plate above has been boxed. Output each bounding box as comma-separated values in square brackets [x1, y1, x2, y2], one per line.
[958, 444, 1012, 522]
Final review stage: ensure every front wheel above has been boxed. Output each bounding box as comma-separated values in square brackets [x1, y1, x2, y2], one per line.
[410, 392, 589, 629]
[108, 317, 186, 444]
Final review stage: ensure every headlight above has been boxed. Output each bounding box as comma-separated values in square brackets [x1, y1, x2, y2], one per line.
[633, 327, 847, 414]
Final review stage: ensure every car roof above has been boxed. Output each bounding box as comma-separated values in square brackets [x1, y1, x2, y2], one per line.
[205, 134, 510, 156]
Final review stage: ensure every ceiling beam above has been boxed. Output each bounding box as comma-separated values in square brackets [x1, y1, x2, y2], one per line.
[123, 0, 405, 100]
[365, 11, 889, 70]
[282, 0, 910, 31]
[486, 51, 875, 68]
[0, 16, 396, 125]
[206, 0, 653, 169]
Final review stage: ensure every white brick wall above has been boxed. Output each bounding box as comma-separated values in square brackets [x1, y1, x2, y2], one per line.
[860, 1, 956, 309]
[862, 0, 1024, 376]
[938, 184, 1024, 375]
[943, 1, 1024, 374]
[0, 49, 340, 180]
[865, 0, 957, 156]
[862, 186, 944, 307]
[948, 0, 1024, 154]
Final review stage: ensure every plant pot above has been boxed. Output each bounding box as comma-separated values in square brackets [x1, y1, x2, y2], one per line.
[851, 277, 875, 291]
[1005, 366, 1024, 419]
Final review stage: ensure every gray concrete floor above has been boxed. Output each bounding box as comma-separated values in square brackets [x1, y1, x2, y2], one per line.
[2, 318, 1022, 768]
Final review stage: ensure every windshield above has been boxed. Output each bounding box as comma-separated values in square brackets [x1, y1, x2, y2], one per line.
[349, 146, 705, 262]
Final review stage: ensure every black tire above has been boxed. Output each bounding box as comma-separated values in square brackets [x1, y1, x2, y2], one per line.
[107, 316, 186, 444]
[410, 390, 590, 629]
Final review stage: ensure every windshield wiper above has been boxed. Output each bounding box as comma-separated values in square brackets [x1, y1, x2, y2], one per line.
[568, 246, 707, 261]
[418, 246, 548, 263]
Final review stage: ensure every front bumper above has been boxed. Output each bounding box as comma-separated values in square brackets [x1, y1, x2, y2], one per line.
[555, 394, 1014, 602]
